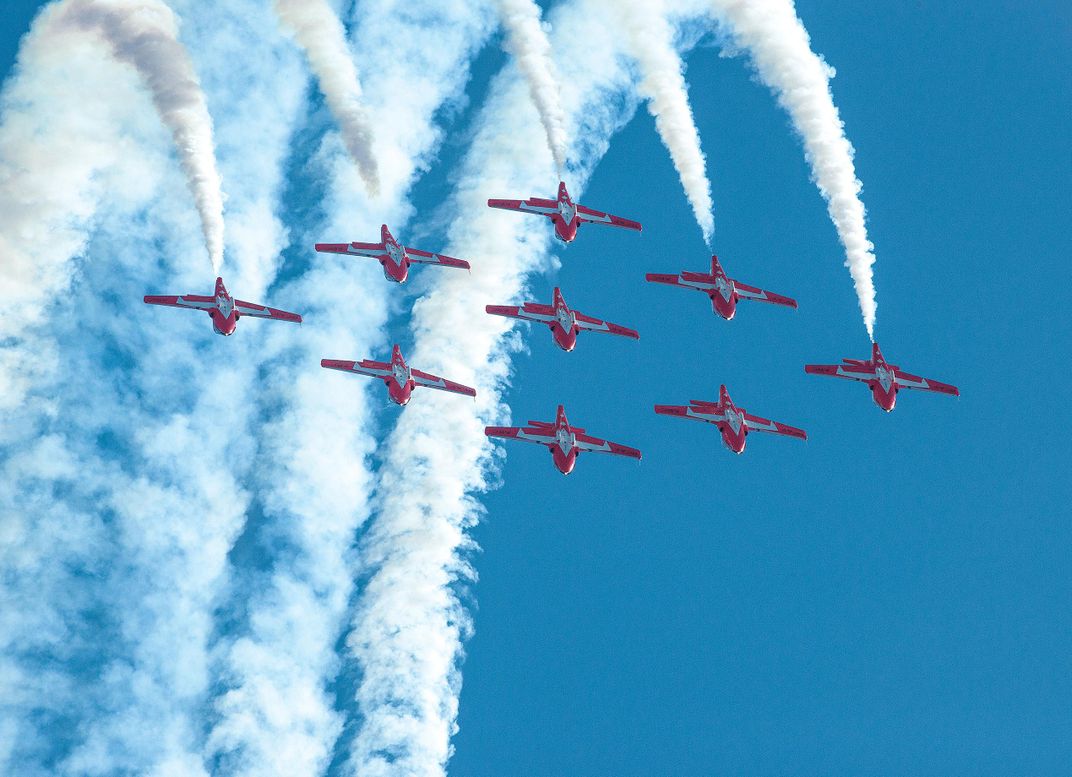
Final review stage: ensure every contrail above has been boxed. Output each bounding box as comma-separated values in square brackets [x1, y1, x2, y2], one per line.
[274, 0, 380, 196]
[344, 2, 707, 772]
[711, 0, 878, 338]
[53, 0, 227, 275]
[0, 0, 309, 772]
[493, 0, 570, 174]
[202, 2, 495, 774]
[618, 0, 715, 244]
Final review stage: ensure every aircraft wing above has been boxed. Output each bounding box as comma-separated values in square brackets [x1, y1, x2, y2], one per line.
[645, 273, 714, 292]
[572, 432, 642, 460]
[572, 311, 639, 339]
[804, 363, 877, 383]
[743, 411, 807, 440]
[315, 241, 387, 259]
[893, 368, 960, 396]
[485, 302, 556, 324]
[484, 425, 556, 446]
[234, 299, 302, 323]
[403, 246, 471, 270]
[410, 368, 476, 397]
[487, 197, 558, 217]
[732, 281, 798, 309]
[143, 293, 216, 311]
[321, 358, 392, 379]
[574, 203, 642, 232]
[654, 403, 725, 424]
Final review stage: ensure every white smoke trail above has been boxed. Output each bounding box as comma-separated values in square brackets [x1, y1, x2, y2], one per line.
[493, 0, 569, 174]
[617, 0, 715, 244]
[0, 0, 309, 772]
[0, 4, 129, 416]
[53, 0, 226, 275]
[274, 0, 380, 196]
[344, 1, 708, 772]
[710, 0, 878, 337]
[202, 2, 495, 774]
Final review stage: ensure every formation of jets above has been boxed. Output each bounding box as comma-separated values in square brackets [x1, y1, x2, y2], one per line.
[143, 179, 959, 474]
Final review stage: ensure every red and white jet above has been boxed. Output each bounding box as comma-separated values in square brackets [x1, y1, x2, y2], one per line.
[485, 287, 639, 352]
[485, 404, 641, 475]
[646, 255, 797, 320]
[315, 224, 470, 283]
[321, 344, 476, 406]
[143, 276, 302, 336]
[655, 384, 807, 455]
[805, 342, 959, 412]
[487, 181, 642, 244]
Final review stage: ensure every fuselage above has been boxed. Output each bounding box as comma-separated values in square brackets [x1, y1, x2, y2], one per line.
[550, 289, 578, 351]
[709, 267, 737, 320]
[710, 386, 748, 453]
[869, 357, 898, 412]
[699, 257, 738, 320]
[551, 183, 579, 243]
[381, 225, 410, 283]
[550, 421, 578, 474]
[386, 349, 415, 405]
[718, 402, 749, 454]
[211, 278, 238, 335]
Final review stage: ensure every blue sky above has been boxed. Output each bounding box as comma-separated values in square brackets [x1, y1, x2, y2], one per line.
[2, 1, 1070, 775]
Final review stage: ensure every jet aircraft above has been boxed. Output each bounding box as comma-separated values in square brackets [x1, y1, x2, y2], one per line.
[646, 255, 797, 320]
[143, 277, 301, 336]
[485, 404, 641, 475]
[804, 342, 959, 412]
[315, 224, 470, 283]
[485, 287, 638, 352]
[487, 181, 641, 243]
[655, 384, 807, 454]
[321, 344, 476, 406]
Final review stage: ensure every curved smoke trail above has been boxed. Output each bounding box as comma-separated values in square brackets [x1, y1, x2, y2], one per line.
[711, 0, 878, 338]
[203, 3, 495, 774]
[344, 2, 707, 772]
[0, 1, 307, 772]
[618, 0, 715, 244]
[274, 0, 380, 196]
[54, 0, 226, 275]
[493, 0, 570, 174]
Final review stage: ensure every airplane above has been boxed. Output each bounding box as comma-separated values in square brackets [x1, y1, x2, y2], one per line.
[314, 224, 470, 283]
[143, 276, 302, 336]
[655, 384, 807, 455]
[485, 287, 639, 352]
[321, 344, 476, 406]
[804, 342, 959, 412]
[487, 181, 642, 243]
[646, 255, 797, 320]
[485, 404, 641, 475]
